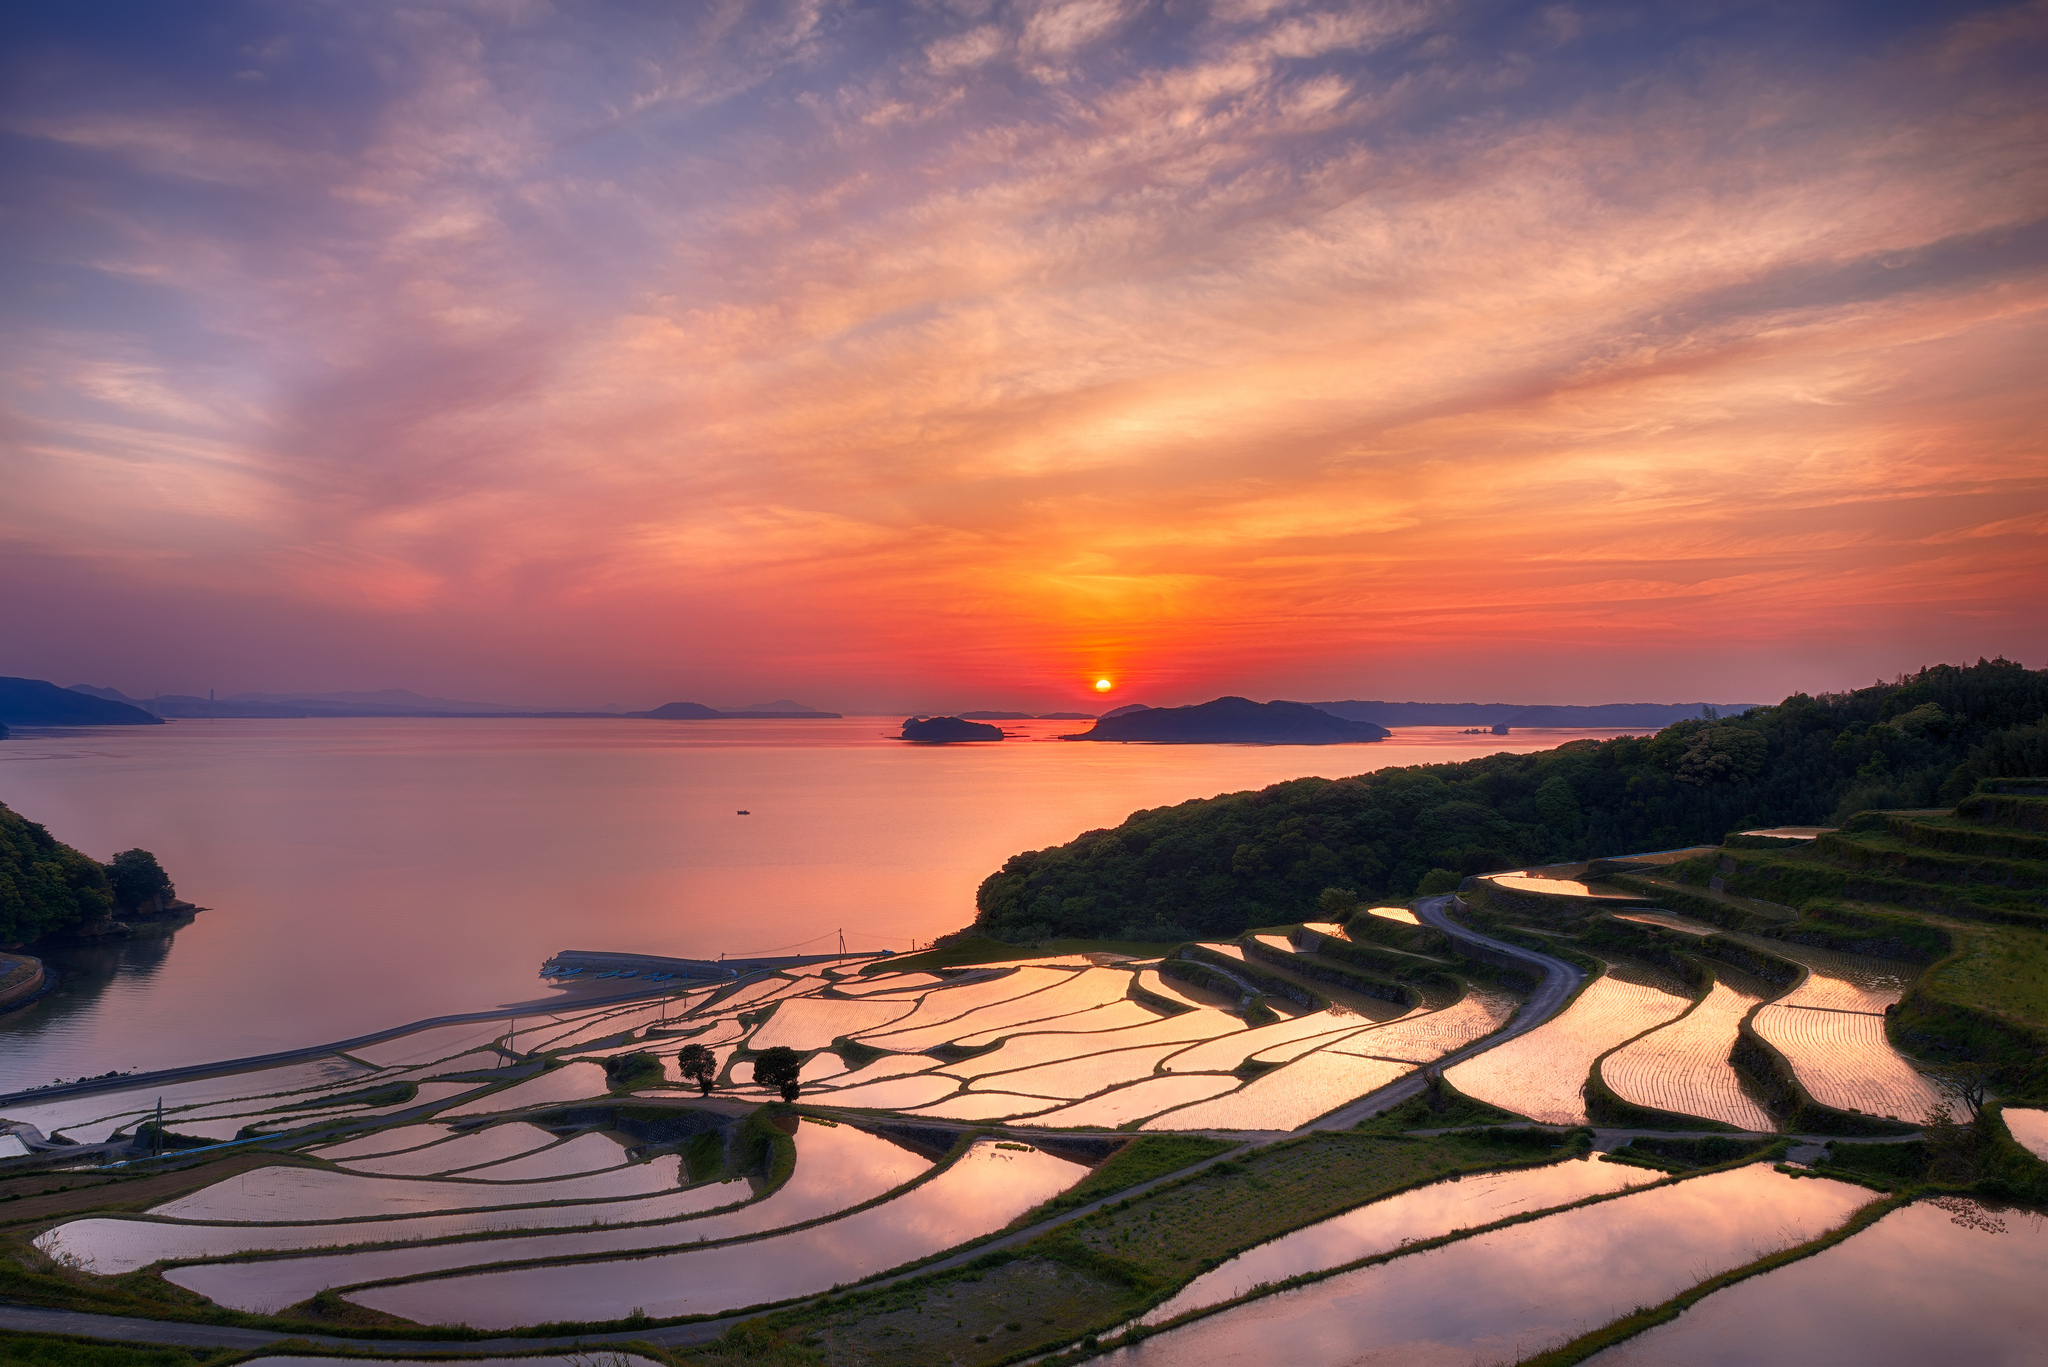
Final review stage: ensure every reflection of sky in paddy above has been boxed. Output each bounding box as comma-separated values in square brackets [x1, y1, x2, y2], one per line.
[151, 1152, 683, 1223]
[1147, 1053, 1409, 1131]
[440, 1061, 609, 1117]
[322, 1121, 553, 1175]
[1106, 1166, 1871, 1366]
[1028, 1073, 1242, 1128]
[348, 1140, 1085, 1327]
[1588, 1197, 2048, 1366]
[2003, 1108, 2048, 1161]
[3, 1056, 373, 1143]
[1445, 974, 1686, 1125]
[1142, 1157, 1658, 1324]
[153, 1118, 923, 1311]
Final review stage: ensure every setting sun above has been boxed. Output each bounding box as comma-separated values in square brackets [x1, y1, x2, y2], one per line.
[1094, 679, 1113, 692]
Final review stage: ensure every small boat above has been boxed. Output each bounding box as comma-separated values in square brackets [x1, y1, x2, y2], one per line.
[737, 809, 751, 815]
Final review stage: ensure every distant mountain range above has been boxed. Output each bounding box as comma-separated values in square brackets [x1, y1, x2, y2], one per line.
[633, 701, 842, 719]
[13, 678, 1750, 733]
[64, 685, 841, 721]
[1311, 699, 1761, 728]
[3, 678, 161, 727]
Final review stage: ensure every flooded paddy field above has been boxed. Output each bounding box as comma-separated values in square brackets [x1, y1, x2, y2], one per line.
[1101, 1165, 1873, 1367]
[1588, 1197, 2048, 1366]
[1753, 1005, 1944, 1121]
[349, 1139, 1085, 1327]
[1138, 1156, 1659, 1325]
[1601, 979, 1774, 1130]
[8, 861, 2042, 1359]
[2005, 1107, 2048, 1161]
[1444, 972, 1689, 1124]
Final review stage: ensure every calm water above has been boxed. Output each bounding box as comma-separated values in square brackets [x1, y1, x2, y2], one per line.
[1588, 1197, 2048, 1366]
[1105, 1165, 1872, 1367]
[0, 717, 1620, 1084]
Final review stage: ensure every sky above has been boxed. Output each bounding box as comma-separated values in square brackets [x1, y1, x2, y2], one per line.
[2, 0, 2044, 715]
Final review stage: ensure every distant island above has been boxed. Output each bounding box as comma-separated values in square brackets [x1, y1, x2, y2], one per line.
[57, 682, 845, 721]
[901, 716, 1004, 742]
[1312, 699, 1761, 728]
[634, 701, 842, 719]
[1068, 697, 1391, 745]
[2, 678, 161, 727]
[959, 711, 1099, 721]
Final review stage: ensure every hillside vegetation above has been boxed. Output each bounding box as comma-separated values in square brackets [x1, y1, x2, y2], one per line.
[975, 659, 2048, 943]
[0, 803, 173, 945]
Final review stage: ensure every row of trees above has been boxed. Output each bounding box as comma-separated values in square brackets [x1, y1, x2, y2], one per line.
[0, 801, 175, 945]
[651, 1041, 804, 1101]
[973, 659, 2048, 944]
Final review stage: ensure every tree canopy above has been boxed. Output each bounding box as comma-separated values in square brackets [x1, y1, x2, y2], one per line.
[106, 848, 174, 913]
[752, 1045, 804, 1101]
[0, 802, 114, 944]
[974, 659, 2048, 944]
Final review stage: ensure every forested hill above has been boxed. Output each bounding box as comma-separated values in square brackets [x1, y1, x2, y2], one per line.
[0, 804, 175, 945]
[974, 659, 2048, 944]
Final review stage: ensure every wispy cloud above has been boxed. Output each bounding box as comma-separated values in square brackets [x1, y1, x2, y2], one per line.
[0, 1, 2042, 708]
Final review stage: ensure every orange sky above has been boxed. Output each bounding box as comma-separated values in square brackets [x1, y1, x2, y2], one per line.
[3, 2, 2044, 712]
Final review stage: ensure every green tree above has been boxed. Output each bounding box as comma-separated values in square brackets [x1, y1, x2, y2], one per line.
[1415, 868, 1463, 895]
[676, 1043, 718, 1095]
[752, 1045, 803, 1102]
[603, 1050, 661, 1087]
[0, 802, 114, 943]
[104, 848, 173, 914]
[1317, 887, 1360, 920]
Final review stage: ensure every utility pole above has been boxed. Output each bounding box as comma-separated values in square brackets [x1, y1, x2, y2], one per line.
[153, 1097, 162, 1157]
[838, 928, 846, 956]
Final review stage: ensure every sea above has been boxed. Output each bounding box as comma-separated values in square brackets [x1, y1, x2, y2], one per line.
[0, 717, 1628, 1087]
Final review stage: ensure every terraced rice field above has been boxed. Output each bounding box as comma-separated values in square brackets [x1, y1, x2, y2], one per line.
[1601, 981, 1774, 1130]
[863, 969, 1136, 1049]
[1145, 1052, 1410, 1131]
[150, 1153, 684, 1222]
[327, 1122, 555, 1175]
[1329, 987, 1518, 1064]
[1027, 1073, 1242, 1128]
[1612, 910, 1716, 937]
[1119, 1166, 1873, 1365]
[969, 1043, 1190, 1099]
[345, 1140, 1086, 1328]
[143, 1121, 930, 1310]
[907, 1091, 1062, 1121]
[1752, 1006, 1943, 1120]
[1364, 907, 1421, 925]
[1136, 968, 1220, 1009]
[22, 933, 1743, 1331]
[1141, 1158, 1660, 1325]
[2002, 1108, 2048, 1161]
[440, 1061, 609, 1117]
[1773, 969, 1911, 1014]
[950, 1012, 1239, 1079]
[746, 996, 916, 1051]
[1165, 1010, 1367, 1073]
[3, 1056, 377, 1143]
[841, 967, 1071, 1037]
[1444, 975, 1689, 1124]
